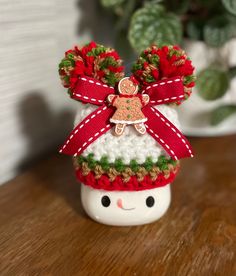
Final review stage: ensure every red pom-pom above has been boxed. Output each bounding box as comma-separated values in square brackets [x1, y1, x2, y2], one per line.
[59, 41, 125, 91]
[131, 45, 196, 103]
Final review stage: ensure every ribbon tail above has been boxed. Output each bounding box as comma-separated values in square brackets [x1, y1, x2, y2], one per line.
[59, 104, 114, 156]
[143, 106, 194, 160]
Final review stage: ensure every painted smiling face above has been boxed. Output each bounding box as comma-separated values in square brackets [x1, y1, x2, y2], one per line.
[81, 184, 171, 226]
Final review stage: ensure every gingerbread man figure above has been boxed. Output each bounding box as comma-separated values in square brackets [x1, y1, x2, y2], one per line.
[107, 77, 150, 136]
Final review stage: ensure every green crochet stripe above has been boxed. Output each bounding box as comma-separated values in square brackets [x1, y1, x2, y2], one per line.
[76, 154, 178, 173]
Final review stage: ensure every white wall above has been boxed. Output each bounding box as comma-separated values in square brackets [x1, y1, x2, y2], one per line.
[0, 0, 94, 184]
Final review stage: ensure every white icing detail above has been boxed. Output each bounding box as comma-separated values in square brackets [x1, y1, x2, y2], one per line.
[110, 118, 147, 124]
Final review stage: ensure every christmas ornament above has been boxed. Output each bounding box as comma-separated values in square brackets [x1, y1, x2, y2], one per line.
[58, 42, 195, 226]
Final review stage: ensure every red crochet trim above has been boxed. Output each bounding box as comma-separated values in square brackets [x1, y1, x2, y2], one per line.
[75, 168, 179, 191]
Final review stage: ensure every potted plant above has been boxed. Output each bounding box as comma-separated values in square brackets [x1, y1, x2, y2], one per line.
[100, 0, 236, 134]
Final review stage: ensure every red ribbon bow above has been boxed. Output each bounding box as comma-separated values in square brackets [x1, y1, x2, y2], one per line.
[59, 76, 193, 160]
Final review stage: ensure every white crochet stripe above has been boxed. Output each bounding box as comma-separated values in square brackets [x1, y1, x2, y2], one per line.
[59, 105, 108, 153]
[145, 125, 178, 160]
[150, 107, 193, 158]
[73, 124, 110, 157]
[73, 104, 180, 164]
[142, 78, 181, 93]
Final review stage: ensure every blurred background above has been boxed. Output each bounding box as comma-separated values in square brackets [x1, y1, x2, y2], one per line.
[1, 0, 236, 185]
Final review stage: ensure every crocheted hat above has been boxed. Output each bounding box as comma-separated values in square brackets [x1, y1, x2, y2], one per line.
[58, 42, 195, 191]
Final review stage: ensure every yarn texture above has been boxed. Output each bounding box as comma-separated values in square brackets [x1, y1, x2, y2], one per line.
[74, 103, 181, 164]
[76, 166, 179, 191]
[58, 41, 195, 191]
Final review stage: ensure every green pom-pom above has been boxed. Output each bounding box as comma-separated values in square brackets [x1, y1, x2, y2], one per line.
[58, 42, 124, 92]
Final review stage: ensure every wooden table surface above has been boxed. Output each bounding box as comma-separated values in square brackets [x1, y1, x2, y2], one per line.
[0, 136, 236, 276]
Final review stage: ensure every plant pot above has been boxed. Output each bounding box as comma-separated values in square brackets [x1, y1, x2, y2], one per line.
[178, 39, 236, 136]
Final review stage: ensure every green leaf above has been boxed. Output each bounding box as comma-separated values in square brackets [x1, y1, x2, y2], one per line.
[128, 4, 182, 53]
[222, 0, 236, 16]
[229, 66, 236, 79]
[101, 0, 125, 8]
[114, 30, 133, 60]
[164, 0, 190, 14]
[115, 0, 136, 30]
[197, 68, 230, 100]
[186, 19, 204, 41]
[203, 15, 235, 47]
[211, 105, 236, 125]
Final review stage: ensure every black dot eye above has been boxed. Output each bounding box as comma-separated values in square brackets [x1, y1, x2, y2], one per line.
[101, 196, 111, 207]
[146, 196, 155, 207]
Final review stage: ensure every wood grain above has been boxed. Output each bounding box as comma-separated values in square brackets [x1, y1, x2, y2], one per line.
[0, 136, 236, 275]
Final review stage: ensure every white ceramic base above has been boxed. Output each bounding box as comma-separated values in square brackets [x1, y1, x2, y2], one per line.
[81, 184, 171, 226]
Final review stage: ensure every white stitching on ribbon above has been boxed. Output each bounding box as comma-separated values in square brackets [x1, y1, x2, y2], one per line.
[145, 125, 178, 160]
[150, 107, 194, 158]
[59, 106, 108, 153]
[72, 93, 103, 104]
[143, 78, 184, 104]
[73, 124, 110, 157]
[81, 77, 113, 89]
[150, 95, 184, 104]
[143, 78, 181, 93]
[72, 77, 114, 103]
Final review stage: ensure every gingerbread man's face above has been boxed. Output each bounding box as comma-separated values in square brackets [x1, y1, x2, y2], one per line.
[118, 77, 138, 95]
